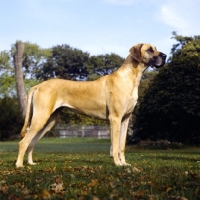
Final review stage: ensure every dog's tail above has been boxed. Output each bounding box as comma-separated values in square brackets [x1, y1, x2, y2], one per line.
[20, 86, 38, 139]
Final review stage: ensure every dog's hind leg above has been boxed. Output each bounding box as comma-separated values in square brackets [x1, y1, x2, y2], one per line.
[27, 109, 61, 165]
[16, 112, 51, 168]
[119, 116, 131, 166]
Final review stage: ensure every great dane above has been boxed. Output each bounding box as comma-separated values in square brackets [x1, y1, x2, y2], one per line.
[16, 43, 166, 168]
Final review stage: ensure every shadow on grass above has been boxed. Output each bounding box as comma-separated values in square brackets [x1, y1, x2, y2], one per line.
[141, 154, 199, 162]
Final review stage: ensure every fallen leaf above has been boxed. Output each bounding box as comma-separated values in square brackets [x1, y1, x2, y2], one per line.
[54, 175, 63, 184]
[22, 188, 30, 195]
[50, 183, 64, 193]
[93, 196, 99, 200]
[41, 189, 51, 199]
[166, 187, 173, 192]
[88, 179, 98, 187]
[132, 167, 142, 173]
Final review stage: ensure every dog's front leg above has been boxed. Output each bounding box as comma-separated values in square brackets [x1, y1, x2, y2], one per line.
[119, 117, 131, 166]
[109, 117, 122, 166]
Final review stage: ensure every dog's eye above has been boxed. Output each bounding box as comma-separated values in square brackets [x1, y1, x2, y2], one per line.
[147, 47, 154, 53]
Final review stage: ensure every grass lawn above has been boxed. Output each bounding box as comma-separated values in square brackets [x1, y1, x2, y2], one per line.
[0, 138, 200, 200]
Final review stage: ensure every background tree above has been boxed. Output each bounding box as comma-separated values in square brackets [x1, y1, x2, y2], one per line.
[133, 32, 200, 144]
[86, 53, 124, 80]
[0, 51, 16, 97]
[0, 51, 11, 74]
[36, 45, 124, 81]
[36, 45, 90, 80]
[20, 42, 51, 79]
[0, 42, 51, 97]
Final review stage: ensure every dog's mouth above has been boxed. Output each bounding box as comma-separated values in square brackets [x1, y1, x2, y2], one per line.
[150, 52, 167, 68]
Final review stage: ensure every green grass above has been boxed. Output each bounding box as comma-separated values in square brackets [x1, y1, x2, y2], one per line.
[0, 138, 200, 199]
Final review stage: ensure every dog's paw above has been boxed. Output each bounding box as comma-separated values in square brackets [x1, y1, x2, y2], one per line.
[114, 160, 123, 166]
[121, 162, 131, 166]
[28, 162, 37, 166]
[16, 164, 24, 168]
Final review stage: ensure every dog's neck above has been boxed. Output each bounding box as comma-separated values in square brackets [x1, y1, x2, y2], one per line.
[111, 54, 148, 99]
[124, 54, 148, 69]
[116, 54, 148, 78]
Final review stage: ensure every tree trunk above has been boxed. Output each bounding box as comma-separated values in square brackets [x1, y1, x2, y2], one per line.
[14, 41, 27, 117]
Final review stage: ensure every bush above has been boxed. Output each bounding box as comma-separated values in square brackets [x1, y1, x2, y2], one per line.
[0, 97, 23, 140]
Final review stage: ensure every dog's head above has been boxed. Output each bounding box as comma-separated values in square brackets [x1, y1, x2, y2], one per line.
[129, 43, 166, 68]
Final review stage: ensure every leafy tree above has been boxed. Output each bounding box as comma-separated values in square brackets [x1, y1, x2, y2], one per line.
[86, 53, 124, 80]
[133, 32, 200, 144]
[36, 45, 124, 81]
[0, 42, 50, 97]
[0, 51, 15, 97]
[36, 45, 90, 80]
[0, 73, 16, 97]
[23, 42, 51, 79]
[11, 41, 51, 79]
[0, 51, 11, 72]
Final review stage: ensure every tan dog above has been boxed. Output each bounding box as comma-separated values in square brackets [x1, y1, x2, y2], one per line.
[16, 43, 166, 168]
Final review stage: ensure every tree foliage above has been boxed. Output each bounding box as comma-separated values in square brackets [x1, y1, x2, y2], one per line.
[36, 45, 90, 80]
[35, 45, 124, 81]
[0, 42, 49, 97]
[0, 51, 15, 97]
[0, 51, 11, 72]
[133, 32, 200, 144]
[11, 41, 51, 78]
[86, 53, 124, 80]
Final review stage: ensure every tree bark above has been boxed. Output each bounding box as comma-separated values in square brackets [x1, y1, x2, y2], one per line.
[14, 41, 27, 117]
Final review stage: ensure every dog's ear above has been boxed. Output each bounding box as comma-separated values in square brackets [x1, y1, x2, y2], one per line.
[129, 44, 143, 62]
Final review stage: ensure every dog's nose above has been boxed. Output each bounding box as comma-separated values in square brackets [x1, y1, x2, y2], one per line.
[160, 53, 167, 59]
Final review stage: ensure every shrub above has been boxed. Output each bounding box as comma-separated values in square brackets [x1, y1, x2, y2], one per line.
[0, 97, 23, 140]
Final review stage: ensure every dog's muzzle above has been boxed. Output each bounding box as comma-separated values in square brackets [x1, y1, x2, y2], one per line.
[151, 52, 167, 68]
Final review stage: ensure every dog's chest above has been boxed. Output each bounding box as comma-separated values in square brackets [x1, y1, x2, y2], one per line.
[125, 83, 139, 112]
[125, 71, 143, 113]
[126, 97, 137, 114]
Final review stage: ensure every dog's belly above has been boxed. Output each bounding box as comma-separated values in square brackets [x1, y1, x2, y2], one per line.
[60, 100, 108, 120]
